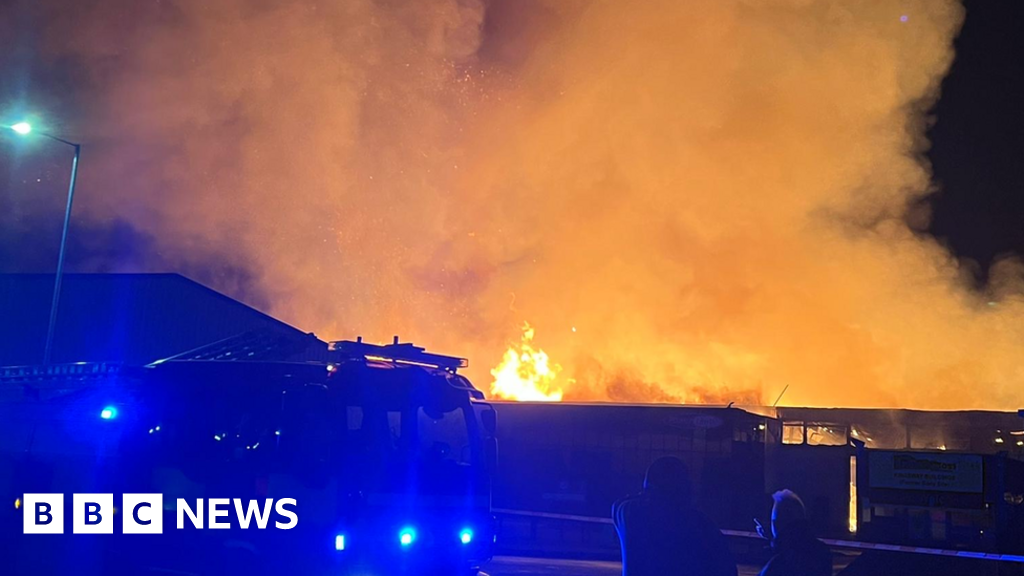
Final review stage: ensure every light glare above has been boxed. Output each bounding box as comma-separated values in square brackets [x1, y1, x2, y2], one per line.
[459, 528, 473, 544]
[10, 122, 31, 135]
[335, 534, 345, 551]
[100, 406, 118, 420]
[399, 527, 416, 546]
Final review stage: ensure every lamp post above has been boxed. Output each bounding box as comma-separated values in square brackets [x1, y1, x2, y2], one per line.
[5, 121, 82, 364]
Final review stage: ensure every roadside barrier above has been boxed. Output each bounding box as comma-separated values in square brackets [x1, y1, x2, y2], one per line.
[493, 508, 1024, 564]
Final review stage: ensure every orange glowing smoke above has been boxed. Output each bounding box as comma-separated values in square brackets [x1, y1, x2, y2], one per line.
[15, 0, 1024, 410]
[489, 323, 565, 402]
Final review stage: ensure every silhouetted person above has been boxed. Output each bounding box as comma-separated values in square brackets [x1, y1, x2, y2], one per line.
[613, 456, 737, 576]
[757, 490, 831, 576]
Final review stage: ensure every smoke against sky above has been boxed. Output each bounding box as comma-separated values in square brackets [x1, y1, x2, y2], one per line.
[2, 0, 1022, 409]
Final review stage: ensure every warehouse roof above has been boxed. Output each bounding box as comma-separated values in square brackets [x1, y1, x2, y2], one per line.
[0, 273, 325, 366]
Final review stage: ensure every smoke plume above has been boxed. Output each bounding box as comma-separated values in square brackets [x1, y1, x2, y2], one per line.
[3, 0, 1022, 409]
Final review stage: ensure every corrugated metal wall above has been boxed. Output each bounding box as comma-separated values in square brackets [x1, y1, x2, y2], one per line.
[491, 402, 769, 530]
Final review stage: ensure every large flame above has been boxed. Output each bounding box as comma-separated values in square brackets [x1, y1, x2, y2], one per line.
[489, 323, 564, 402]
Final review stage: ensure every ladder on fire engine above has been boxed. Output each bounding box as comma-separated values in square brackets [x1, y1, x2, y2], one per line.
[329, 337, 469, 372]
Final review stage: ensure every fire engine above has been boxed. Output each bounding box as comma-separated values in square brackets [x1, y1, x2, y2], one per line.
[1, 338, 498, 575]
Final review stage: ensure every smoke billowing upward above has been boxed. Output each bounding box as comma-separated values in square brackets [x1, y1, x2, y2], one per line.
[3, 0, 1022, 409]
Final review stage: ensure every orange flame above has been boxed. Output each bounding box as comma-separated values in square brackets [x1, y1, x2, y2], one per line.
[489, 323, 565, 402]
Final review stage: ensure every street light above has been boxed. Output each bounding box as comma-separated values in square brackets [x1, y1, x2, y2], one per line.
[4, 121, 82, 364]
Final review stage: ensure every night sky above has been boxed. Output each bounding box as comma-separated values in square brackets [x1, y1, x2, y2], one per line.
[926, 0, 1024, 280]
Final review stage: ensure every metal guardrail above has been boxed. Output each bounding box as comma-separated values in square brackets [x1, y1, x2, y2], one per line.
[0, 362, 123, 383]
[493, 508, 1024, 564]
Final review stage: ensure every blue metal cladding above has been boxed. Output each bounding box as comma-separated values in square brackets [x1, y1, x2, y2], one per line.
[0, 273, 326, 366]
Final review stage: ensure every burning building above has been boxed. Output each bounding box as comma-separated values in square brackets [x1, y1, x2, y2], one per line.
[491, 400, 1024, 557]
[1, 273, 1022, 556]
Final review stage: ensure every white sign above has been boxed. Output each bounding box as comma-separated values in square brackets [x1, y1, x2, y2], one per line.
[869, 452, 983, 493]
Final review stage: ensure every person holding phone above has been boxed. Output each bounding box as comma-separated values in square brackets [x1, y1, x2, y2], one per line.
[756, 490, 832, 576]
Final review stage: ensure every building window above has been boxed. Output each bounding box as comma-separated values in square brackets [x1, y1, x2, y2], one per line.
[909, 427, 968, 451]
[849, 455, 858, 534]
[782, 422, 805, 445]
[806, 424, 848, 446]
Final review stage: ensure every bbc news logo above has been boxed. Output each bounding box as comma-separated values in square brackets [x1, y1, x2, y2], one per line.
[23, 494, 298, 534]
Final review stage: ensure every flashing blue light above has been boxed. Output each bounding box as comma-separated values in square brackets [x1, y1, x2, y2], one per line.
[100, 406, 118, 420]
[399, 527, 417, 547]
[335, 534, 346, 551]
[459, 528, 474, 545]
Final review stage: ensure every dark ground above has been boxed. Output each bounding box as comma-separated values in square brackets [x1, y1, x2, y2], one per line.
[483, 551, 1023, 576]
[484, 555, 820, 576]
[485, 556, 733, 575]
